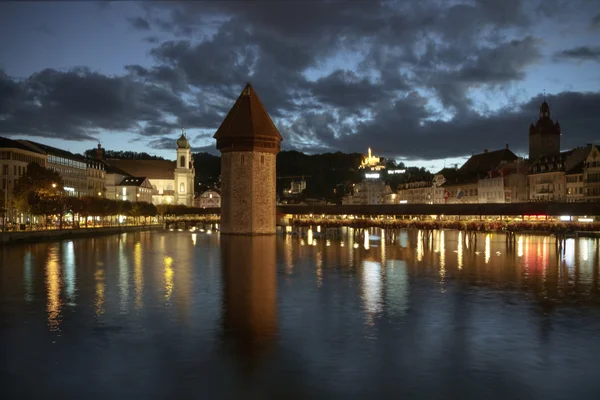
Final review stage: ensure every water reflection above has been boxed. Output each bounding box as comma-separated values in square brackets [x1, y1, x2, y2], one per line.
[45, 244, 62, 331]
[134, 241, 143, 309]
[362, 261, 382, 325]
[457, 231, 463, 270]
[220, 235, 277, 363]
[95, 262, 105, 317]
[63, 241, 76, 305]
[24, 250, 33, 302]
[164, 256, 174, 303]
[119, 239, 130, 313]
[2, 230, 600, 398]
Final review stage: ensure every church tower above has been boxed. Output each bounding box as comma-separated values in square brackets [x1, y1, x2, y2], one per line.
[214, 84, 283, 235]
[529, 100, 561, 161]
[174, 129, 195, 206]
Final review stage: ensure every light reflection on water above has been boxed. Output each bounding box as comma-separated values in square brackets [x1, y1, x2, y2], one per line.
[1, 229, 599, 398]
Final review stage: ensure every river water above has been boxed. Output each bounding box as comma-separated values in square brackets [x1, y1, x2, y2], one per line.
[1, 228, 599, 399]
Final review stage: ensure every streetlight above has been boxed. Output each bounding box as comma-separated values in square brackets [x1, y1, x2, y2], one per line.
[97, 192, 102, 196]
[52, 183, 57, 188]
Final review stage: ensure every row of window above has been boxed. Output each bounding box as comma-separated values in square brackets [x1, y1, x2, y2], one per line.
[1, 164, 27, 177]
[481, 191, 505, 199]
[566, 175, 584, 183]
[586, 172, 600, 183]
[49, 155, 87, 170]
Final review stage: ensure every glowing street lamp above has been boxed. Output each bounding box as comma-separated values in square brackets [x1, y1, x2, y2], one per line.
[52, 183, 57, 188]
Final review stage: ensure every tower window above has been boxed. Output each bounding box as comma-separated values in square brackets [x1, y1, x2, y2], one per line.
[261, 155, 264, 165]
[241, 154, 245, 165]
[180, 182, 185, 193]
[180, 155, 186, 168]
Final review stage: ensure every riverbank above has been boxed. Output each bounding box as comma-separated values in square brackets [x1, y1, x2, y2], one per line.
[0, 224, 162, 245]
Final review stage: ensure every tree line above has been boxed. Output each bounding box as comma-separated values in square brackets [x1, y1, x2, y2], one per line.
[81, 147, 434, 202]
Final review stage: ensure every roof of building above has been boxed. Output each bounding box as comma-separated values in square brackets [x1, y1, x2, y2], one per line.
[105, 159, 176, 180]
[460, 148, 518, 175]
[118, 177, 148, 187]
[21, 140, 87, 162]
[102, 161, 132, 176]
[0, 136, 46, 154]
[565, 161, 584, 175]
[195, 189, 221, 199]
[213, 83, 283, 142]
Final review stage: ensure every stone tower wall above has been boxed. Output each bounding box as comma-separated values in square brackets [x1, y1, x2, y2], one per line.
[220, 151, 277, 235]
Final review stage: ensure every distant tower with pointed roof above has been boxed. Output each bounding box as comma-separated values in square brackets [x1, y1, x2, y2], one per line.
[214, 83, 283, 235]
[175, 128, 195, 206]
[529, 100, 561, 161]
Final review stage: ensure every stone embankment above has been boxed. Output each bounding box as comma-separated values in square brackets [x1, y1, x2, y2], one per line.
[0, 224, 162, 245]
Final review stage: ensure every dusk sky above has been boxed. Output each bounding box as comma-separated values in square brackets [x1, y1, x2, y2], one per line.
[1, 0, 600, 171]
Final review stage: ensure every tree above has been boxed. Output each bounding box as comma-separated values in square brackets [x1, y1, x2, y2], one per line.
[13, 163, 63, 228]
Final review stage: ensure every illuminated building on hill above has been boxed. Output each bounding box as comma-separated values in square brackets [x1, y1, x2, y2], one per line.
[359, 147, 386, 172]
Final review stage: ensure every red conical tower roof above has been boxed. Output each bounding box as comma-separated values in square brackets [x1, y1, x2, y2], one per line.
[214, 84, 282, 153]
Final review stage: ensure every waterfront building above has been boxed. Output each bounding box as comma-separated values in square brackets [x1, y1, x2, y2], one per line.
[20, 140, 92, 197]
[0, 137, 48, 223]
[100, 131, 195, 206]
[342, 180, 387, 205]
[194, 189, 221, 208]
[529, 100, 561, 161]
[0, 136, 47, 195]
[528, 145, 593, 202]
[566, 163, 585, 203]
[117, 177, 154, 203]
[440, 147, 518, 204]
[87, 158, 106, 197]
[104, 164, 132, 201]
[397, 181, 433, 204]
[383, 185, 397, 204]
[583, 145, 600, 201]
[214, 83, 282, 235]
[478, 159, 528, 203]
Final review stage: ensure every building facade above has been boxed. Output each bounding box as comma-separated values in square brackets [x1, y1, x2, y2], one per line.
[195, 189, 221, 208]
[87, 159, 106, 197]
[21, 141, 89, 197]
[101, 131, 195, 207]
[117, 177, 154, 203]
[397, 181, 432, 204]
[583, 145, 600, 201]
[289, 179, 307, 195]
[1, 137, 48, 222]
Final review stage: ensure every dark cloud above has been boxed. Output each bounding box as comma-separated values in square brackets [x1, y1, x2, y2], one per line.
[127, 16, 150, 30]
[295, 91, 600, 160]
[143, 36, 160, 44]
[554, 46, 600, 62]
[0, 67, 219, 141]
[593, 12, 600, 28]
[3, 0, 600, 162]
